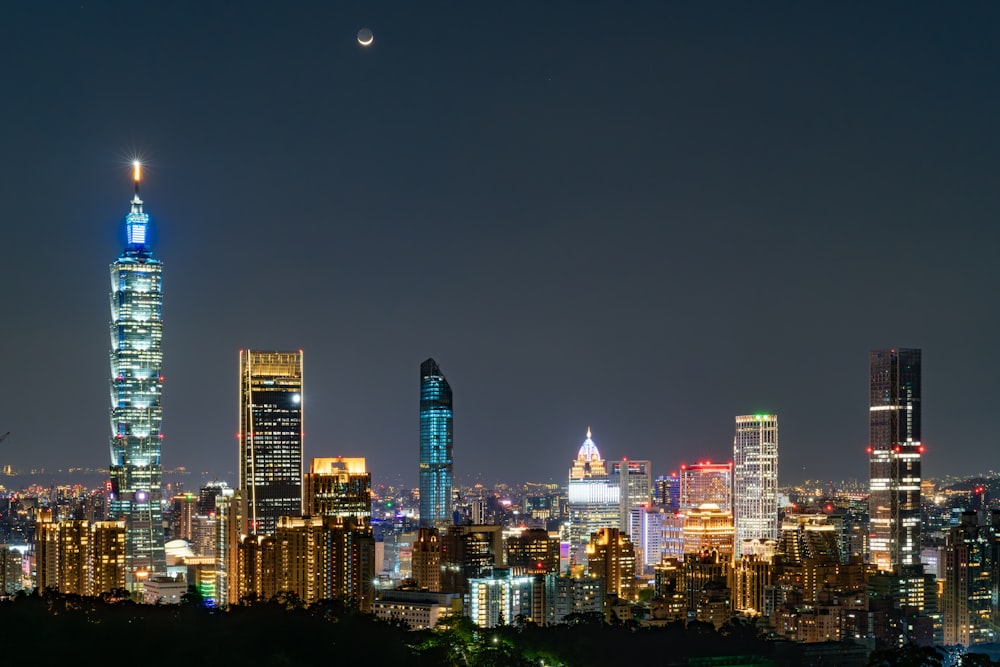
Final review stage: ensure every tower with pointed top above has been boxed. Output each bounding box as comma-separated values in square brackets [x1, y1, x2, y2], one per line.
[108, 163, 166, 585]
[419, 359, 453, 529]
[566, 428, 620, 565]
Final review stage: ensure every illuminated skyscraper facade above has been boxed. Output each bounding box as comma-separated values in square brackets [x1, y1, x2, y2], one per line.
[733, 414, 779, 558]
[869, 348, 922, 573]
[239, 350, 304, 536]
[305, 457, 372, 520]
[566, 429, 620, 565]
[419, 358, 453, 529]
[108, 164, 166, 585]
[679, 462, 732, 512]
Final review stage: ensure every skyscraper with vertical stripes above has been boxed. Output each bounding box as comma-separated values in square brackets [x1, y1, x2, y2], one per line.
[733, 414, 779, 558]
[108, 163, 166, 586]
[419, 358, 453, 529]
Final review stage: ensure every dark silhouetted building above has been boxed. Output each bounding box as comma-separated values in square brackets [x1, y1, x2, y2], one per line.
[868, 348, 922, 573]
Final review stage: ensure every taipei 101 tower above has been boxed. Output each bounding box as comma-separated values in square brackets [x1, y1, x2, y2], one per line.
[108, 162, 166, 585]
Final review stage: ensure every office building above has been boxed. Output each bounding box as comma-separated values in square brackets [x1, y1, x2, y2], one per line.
[440, 524, 504, 594]
[632, 505, 665, 570]
[419, 358, 453, 529]
[197, 481, 229, 516]
[107, 163, 166, 585]
[679, 462, 732, 512]
[567, 429, 620, 565]
[733, 414, 779, 558]
[239, 350, 304, 536]
[869, 348, 922, 573]
[654, 473, 680, 510]
[610, 459, 652, 537]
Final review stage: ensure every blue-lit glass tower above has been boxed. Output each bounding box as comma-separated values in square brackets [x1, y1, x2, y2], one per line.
[419, 358, 453, 529]
[108, 163, 166, 586]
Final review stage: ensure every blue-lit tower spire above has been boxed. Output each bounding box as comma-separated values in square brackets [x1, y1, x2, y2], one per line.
[419, 358, 453, 529]
[108, 162, 166, 586]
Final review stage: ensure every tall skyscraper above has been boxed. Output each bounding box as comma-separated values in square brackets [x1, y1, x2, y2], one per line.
[733, 414, 779, 558]
[419, 358, 453, 529]
[566, 429, 620, 565]
[108, 163, 166, 585]
[868, 348, 922, 573]
[239, 350, 304, 536]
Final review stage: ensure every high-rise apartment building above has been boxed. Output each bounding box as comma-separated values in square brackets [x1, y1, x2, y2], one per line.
[733, 414, 779, 558]
[239, 350, 304, 536]
[941, 512, 1000, 646]
[868, 348, 922, 573]
[35, 512, 126, 596]
[585, 527, 637, 601]
[305, 457, 372, 520]
[107, 163, 166, 585]
[679, 462, 732, 512]
[214, 488, 246, 607]
[419, 358, 453, 529]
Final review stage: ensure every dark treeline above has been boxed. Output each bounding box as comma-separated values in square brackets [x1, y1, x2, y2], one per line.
[3, 590, 992, 667]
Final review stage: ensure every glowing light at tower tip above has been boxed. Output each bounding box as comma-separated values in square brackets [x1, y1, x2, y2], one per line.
[132, 161, 141, 182]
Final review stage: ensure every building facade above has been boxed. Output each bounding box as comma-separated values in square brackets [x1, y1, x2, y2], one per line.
[239, 350, 304, 536]
[679, 462, 732, 512]
[35, 512, 126, 596]
[419, 358, 453, 529]
[733, 414, 779, 558]
[107, 164, 166, 585]
[305, 457, 372, 520]
[868, 348, 922, 573]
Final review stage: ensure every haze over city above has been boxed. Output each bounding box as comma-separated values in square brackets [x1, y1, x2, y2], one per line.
[2, 2, 999, 486]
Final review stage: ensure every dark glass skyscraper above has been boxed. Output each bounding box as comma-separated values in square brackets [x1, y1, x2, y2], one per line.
[868, 348, 922, 573]
[419, 358, 453, 529]
[239, 350, 304, 536]
[108, 163, 166, 585]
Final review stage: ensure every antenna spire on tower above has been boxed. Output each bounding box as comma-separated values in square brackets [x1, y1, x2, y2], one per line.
[132, 161, 141, 196]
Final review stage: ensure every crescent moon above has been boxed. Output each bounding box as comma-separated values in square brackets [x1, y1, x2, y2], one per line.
[358, 35, 373, 46]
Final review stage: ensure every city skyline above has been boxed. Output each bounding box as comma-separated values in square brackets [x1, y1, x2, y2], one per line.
[2, 4, 1000, 486]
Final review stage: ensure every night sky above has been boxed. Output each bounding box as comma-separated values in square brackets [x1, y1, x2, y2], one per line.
[2, 3, 999, 487]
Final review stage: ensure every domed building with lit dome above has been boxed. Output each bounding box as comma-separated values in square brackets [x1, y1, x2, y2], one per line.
[566, 428, 620, 566]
